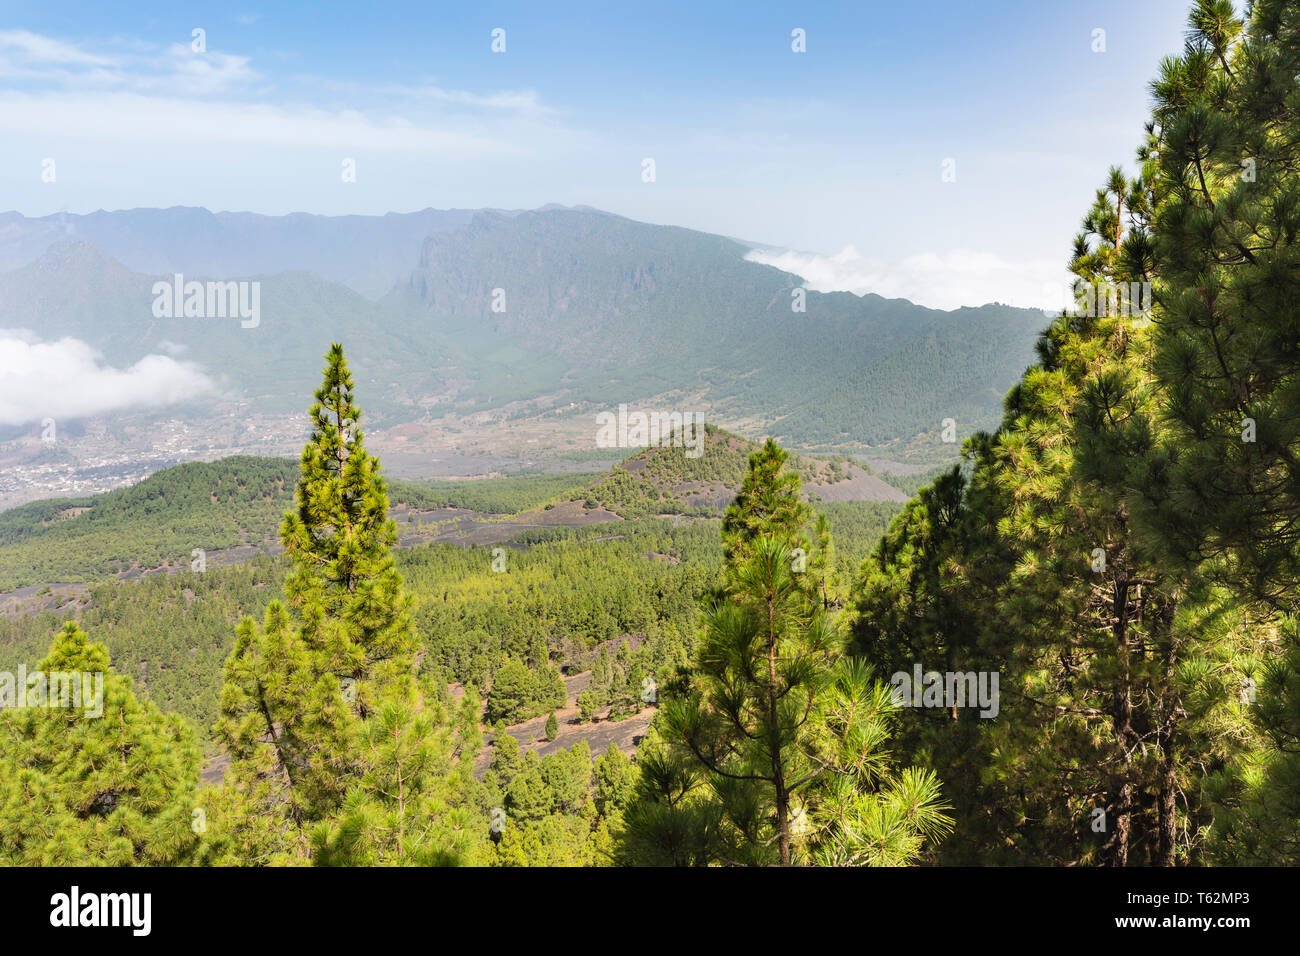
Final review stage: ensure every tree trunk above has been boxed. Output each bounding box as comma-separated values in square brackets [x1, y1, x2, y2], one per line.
[1109, 574, 1134, 866]
[767, 592, 790, 866]
[1157, 631, 1180, 867]
[1156, 739, 1176, 866]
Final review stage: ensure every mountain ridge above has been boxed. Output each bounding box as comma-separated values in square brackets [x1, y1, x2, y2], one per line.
[1, 206, 1047, 459]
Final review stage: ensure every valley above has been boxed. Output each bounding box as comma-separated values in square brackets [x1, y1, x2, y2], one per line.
[0, 431, 908, 799]
[0, 205, 1039, 518]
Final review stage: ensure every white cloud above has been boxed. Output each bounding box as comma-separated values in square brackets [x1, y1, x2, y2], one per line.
[0, 332, 214, 426]
[0, 30, 565, 184]
[146, 44, 259, 95]
[0, 90, 526, 153]
[358, 81, 549, 114]
[0, 29, 116, 67]
[0, 30, 255, 94]
[745, 245, 1074, 313]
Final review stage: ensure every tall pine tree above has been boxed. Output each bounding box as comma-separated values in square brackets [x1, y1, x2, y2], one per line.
[624, 440, 951, 865]
[216, 345, 471, 864]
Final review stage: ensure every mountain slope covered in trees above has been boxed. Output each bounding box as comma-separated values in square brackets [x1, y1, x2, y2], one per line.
[0, 433, 904, 590]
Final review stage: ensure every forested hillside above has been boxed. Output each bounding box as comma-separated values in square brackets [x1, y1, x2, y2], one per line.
[0, 457, 294, 588]
[571, 425, 903, 517]
[0, 446, 899, 746]
[0, 459, 603, 589]
[0, 434, 895, 590]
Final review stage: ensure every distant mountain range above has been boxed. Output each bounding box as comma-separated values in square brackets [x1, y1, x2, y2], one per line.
[0, 206, 478, 298]
[0, 205, 1047, 448]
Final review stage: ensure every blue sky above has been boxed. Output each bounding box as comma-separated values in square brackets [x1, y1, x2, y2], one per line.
[0, 0, 1205, 308]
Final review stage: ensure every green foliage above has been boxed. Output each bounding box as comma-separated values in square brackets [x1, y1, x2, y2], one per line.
[0, 558, 281, 743]
[570, 427, 899, 526]
[311, 694, 477, 866]
[0, 623, 202, 865]
[621, 442, 952, 866]
[215, 345, 468, 865]
[846, 3, 1289, 866]
[576, 690, 600, 723]
[594, 744, 637, 817]
[480, 736, 617, 866]
[394, 472, 601, 514]
[1136, 0, 1300, 860]
[408, 521, 718, 697]
[721, 438, 810, 568]
[575, 425, 748, 518]
[874, 465, 952, 497]
[485, 659, 565, 725]
[0, 458, 588, 591]
[277, 342, 418, 713]
[0, 456, 295, 589]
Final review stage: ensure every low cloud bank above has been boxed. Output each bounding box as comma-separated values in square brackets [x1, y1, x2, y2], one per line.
[745, 245, 1073, 314]
[0, 331, 214, 426]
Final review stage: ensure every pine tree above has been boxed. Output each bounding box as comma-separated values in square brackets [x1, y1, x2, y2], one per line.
[576, 690, 599, 723]
[850, 463, 1009, 862]
[310, 691, 477, 866]
[1144, 0, 1300, 606]
[850, 154, 1262, 865]
[591, 645, 614, 704]
[721, 438, 810, 568]
[624, 440, 951, 866]
[217, 602, 354, 859]
[0, 623, 202, 865]
[279, 342, 418, 717]
[545, 711, 559, 742]
[809, 511, 840, 610]
[216, 344, 465, 864]
[614, 726, 724, 866]
[593, 743, 637, 818]
[486, 659, 533, 724]
[1141, 0, 1300, 862]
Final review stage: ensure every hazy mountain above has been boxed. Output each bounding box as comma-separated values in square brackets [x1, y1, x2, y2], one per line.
[0, 240, 456, 415]
[1, 206, 1048, 448]
[0, 207, 482, 298]
[393, 208, 1047, 443]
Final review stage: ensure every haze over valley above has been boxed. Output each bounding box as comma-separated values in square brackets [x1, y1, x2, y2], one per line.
[0, 204, 1044, 511]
